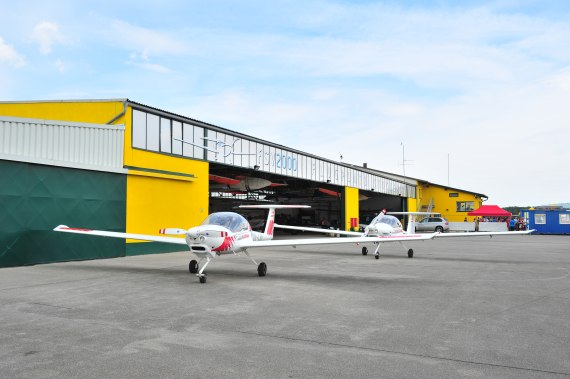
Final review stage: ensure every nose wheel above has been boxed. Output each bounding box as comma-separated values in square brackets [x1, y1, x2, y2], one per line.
[189, 260, 199, 273]
[362, 247, 368, 255]
[407, 249, 414, 258]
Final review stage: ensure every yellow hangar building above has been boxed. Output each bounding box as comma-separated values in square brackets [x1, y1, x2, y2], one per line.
[0, 99, 485, 267]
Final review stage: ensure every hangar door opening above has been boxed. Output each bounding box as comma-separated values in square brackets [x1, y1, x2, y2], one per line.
[358, 192, 406, 226]
[208, 164, 344, 233]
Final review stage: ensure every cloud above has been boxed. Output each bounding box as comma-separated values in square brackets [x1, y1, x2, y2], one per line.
[106, 19, 187, 57]
[0, 36, 26, 67]
[55, 58, 65, 72]
[31, 21, 67, 54]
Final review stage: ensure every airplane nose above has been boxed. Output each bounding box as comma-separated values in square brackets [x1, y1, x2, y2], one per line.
[186, 229, 204, 242]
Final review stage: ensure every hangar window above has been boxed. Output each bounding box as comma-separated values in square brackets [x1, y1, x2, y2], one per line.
[560, 214, 570, 224]
[456, 201, 474, 212]
[132, 110, 147, 149]
[449, 192, 459, 197]
[172, 121, 182, 155]
[193, 126, 204, 159]
[535, 214, 546, 224]
[160, 117, 171, 153]
[146, 113, 160, 152]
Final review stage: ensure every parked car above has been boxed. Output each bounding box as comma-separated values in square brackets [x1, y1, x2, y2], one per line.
[416, 217, 449, 233]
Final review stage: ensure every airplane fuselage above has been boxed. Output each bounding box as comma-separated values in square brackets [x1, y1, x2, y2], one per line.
[184, 224, 271, 257]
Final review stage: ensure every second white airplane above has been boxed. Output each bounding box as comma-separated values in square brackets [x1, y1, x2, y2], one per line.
[275, 210, 535, 259]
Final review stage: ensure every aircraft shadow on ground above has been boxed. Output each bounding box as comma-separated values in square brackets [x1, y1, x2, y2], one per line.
[54, 259, 433, 286]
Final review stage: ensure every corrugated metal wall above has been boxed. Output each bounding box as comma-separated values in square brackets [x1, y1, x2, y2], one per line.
[0, 116, 125, 173]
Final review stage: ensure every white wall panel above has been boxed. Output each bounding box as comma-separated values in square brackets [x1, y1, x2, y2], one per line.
[0, 116, 125, 173]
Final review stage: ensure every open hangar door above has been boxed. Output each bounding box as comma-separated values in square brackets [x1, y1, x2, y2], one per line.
[359, 192, 406, 225]
[208, 164, 343, 233]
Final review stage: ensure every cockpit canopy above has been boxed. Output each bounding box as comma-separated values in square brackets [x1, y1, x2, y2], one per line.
[201, 212, 250, 232]
[370, 215, 402, 229]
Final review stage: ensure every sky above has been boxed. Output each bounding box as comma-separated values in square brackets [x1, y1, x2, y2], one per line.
[1, 0, 569, 207]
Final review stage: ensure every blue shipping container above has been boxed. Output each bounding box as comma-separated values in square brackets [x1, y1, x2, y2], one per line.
[520, 209, 570, 234]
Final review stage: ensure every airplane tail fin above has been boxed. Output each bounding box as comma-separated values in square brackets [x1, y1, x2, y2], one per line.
[239, 204, 310, 240]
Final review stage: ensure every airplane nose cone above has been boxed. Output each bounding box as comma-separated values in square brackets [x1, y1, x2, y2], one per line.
[186, 228, 204, 242]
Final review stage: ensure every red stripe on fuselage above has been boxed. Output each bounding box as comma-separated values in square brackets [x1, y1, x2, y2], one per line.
[213, 235, 236, 252]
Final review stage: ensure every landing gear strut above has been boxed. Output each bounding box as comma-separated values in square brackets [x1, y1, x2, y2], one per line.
[373, 243, 381, 259]
[244, 250, 268, 278]
[196, 256, 212, 284]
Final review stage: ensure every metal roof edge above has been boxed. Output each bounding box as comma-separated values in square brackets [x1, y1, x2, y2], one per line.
[416, 179, 488, 198]
[0, 98, 128, 104]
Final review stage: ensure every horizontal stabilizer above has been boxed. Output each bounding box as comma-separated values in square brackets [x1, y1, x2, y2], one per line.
[241, 233, 437, 248]
[275, 223, 363, 237]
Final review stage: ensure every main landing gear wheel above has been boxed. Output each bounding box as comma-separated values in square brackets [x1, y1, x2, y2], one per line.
[257, 262, 267, 277]
[199, 275, 207, 284]
[189, 260, 198, 274]
[375, 254, 380, 260]
[362, 247, 368, 256]
[408, 249, 414, 258]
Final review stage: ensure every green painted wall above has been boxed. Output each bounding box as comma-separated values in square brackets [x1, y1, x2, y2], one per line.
[0, 160, 126, 267]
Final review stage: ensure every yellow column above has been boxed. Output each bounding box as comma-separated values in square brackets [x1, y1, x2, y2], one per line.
[344, 187, 359, 231]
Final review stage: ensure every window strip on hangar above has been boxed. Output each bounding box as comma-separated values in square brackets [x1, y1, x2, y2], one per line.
[128, 101, 416, 199]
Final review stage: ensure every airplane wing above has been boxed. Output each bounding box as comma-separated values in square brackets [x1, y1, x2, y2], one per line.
[240, 233, 437, 248]
[54, 225, 187, 245]
[433, 230, 535, 238]
[274, 223, 364, 237]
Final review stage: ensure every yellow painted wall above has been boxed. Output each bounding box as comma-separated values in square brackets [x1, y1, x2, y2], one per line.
[344, 187, 359, 231]
[126, 171, 208, 241]
[406, 196, 418, 213]
[121, 106, 209, 241]
[0, 100, 210, 246]
[0, 100, 127, 125]
[417, 184, 483, 222]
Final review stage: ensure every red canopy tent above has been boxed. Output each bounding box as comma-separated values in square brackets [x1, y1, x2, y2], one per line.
[468, 205, 511, 217]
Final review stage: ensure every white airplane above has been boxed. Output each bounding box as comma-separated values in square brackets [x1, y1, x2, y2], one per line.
[53, 205, 437, 283]
[275, 210, 535, 259]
